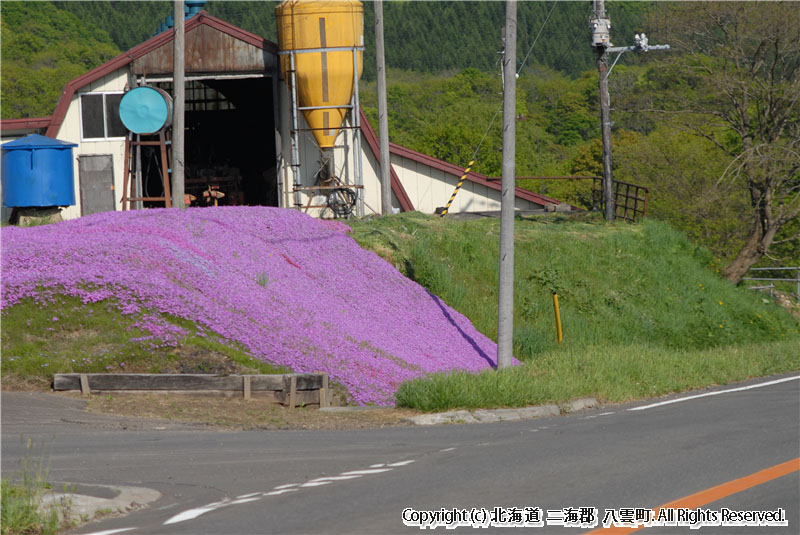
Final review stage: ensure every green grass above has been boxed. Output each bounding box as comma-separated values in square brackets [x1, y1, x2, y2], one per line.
[1, 295, 288, 386]
[349, 212, 800, 410]
[395, 338, 800, 411]
[1, 439, 65, 535]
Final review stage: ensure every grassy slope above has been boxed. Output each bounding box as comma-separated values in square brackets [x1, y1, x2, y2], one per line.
[348, 212, 800, 410]
[1, 296, 286, 389]
[2, 211, 797, 409]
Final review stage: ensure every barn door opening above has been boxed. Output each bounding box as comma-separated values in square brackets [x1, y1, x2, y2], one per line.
[156, 78, 278, 207]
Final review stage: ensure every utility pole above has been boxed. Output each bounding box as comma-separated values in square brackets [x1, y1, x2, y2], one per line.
[374, 0, 392, 215]
[590, 0, 614, 221]
[173, 0, 186, 209]
[497, 0, 517, 371]
[590, 0, 669, 221]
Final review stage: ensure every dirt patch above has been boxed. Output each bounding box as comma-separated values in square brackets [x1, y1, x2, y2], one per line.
[84, 394, 419, 430]
[1, 373, 52, 391]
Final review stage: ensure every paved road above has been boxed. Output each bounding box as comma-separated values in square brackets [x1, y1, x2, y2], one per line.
[2, 374, 798, 534]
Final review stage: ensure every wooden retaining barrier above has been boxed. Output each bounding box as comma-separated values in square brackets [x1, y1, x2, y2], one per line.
[53, 373, 330, 408]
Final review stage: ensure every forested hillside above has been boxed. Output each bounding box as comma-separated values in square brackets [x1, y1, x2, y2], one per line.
[49, 1, 649, 79]
[0, 2, 120, 118]
[1, 1, 797, 275]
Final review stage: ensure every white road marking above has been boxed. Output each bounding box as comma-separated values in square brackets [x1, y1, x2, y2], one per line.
[369, 463, 386, 468]
[387, 460, 415, 467]
[82, 529, 138, 535]
[229, 497, 261, 505]
[164, 506, 221, 525]
[264, 488, 299, 496]
[163, 457, 415, 526]
[597, 412, 615, 416]
[339, 468, 394, 475]
[629, 375, 800, 411]
[439, 447, 456, 452]
[307, 475, 363, 483]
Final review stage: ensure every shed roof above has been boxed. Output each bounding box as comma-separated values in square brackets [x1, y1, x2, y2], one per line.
[45, 11, 277, 138]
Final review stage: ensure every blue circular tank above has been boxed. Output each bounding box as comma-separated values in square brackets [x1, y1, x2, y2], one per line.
[1, 134, 77, 207]
[119, 86, 173, 135]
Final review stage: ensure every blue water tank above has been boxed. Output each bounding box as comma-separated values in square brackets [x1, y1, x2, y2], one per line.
[119, 86, 173, 135]
[1, 134, 77, 207]
[186, 1, 206, 17]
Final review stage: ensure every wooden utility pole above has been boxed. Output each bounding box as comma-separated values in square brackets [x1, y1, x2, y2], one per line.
[591, 1, 669, 221]
[374, 0, 392, 215]
[173, 0, 186, 209]
[497, 0, 517, 370]
[591, 0, 614, 221]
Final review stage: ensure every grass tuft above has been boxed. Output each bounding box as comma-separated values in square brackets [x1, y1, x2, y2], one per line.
[1, 438, 66, 535]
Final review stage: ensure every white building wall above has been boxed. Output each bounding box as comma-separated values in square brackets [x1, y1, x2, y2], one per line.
[53, 68, 129, 220]
[391, 154, 540, 214]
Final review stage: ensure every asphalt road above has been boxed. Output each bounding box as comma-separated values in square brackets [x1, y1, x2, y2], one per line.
[2, 373, 798, 535]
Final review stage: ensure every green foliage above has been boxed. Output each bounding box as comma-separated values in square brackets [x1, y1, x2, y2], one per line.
[350, 214, 798, 357]
[52, 1, 173, 51]
[614, 127, 750, 259]
[1, 2, 120, 118]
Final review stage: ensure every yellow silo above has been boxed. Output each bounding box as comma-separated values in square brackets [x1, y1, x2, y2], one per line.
[275, 0, 364, 149]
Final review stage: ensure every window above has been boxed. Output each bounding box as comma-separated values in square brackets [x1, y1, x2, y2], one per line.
[80, 93, 127, 140]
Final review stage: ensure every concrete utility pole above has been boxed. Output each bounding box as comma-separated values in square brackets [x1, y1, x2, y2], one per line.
[590, 0, 669, 221]
[374, 0, 392, 215]
[173, 0, 186, 209]
[497, 0, 517, 371]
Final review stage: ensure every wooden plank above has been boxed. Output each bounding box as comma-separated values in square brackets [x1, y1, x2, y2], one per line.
[287, 375, 297, 409]
[243, 376, 251, 400]
[53, 374, 325, 397]
[319, 372, 329, 408]
[55, 374, 243, 391]
[80, 374, 90, 395]
[67, 389, 319, 405]
[250, 374, 321, 391]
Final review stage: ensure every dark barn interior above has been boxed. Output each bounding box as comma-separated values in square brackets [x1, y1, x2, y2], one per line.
[139, 78, 277, 208]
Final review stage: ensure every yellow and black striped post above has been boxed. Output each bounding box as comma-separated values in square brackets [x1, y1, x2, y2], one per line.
[438, 160, 475, 217]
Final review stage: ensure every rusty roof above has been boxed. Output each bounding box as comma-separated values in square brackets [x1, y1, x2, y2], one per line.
[45, 11, 278, 138]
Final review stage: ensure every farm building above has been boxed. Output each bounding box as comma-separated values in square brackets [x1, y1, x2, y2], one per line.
[1, 6, 562, 222]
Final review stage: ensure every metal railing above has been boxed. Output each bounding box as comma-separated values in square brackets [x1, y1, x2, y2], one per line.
[592, 178, 649, 223]
[513, 176, 649, 222]
[743, 267, 800, 302]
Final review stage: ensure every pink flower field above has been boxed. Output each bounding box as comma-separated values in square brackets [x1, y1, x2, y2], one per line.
[1, 207, 499, 405]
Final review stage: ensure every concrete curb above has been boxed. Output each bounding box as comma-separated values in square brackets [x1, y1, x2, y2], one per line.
[408, 398, 598, 426]
[40, 483, 161, 524]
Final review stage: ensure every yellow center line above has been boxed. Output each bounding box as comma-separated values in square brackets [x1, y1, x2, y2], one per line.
[589, 457, 800, 533]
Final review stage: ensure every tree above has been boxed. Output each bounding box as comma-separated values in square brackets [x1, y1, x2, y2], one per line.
[649, 2, 800, 283]
[1, 2, 119, 118]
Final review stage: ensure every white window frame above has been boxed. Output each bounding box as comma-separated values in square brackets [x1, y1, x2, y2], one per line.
[79, 92, 127, 141]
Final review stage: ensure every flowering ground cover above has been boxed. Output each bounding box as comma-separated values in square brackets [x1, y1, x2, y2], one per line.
[1, 207, 500, 405]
